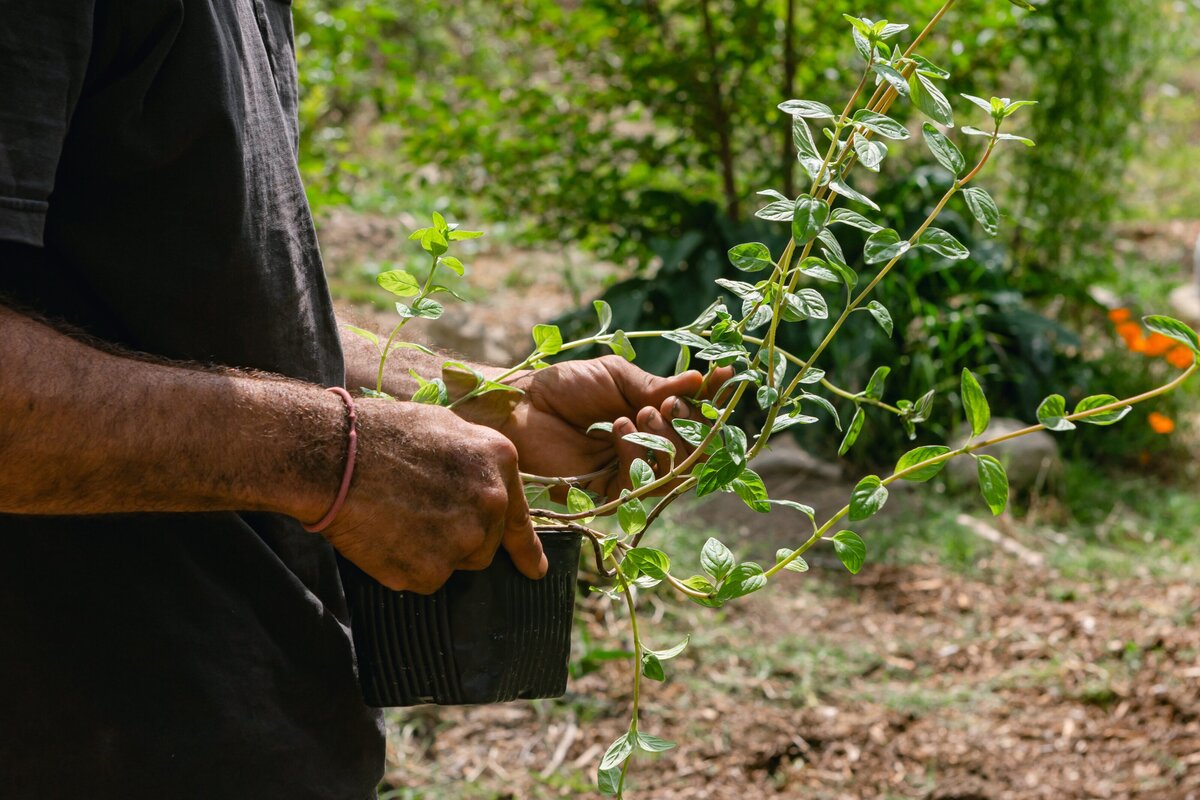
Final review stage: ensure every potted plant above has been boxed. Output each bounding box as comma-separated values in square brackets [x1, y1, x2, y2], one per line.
[343, 0, 1198, 794]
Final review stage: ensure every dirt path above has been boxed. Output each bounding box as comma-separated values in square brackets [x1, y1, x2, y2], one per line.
[379, 549, 1200, 799]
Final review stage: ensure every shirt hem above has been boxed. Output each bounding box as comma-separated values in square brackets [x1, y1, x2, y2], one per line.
[0, 195, 48, 248]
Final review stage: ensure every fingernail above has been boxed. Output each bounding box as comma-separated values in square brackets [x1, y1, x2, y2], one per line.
[672, 397, 685, 417]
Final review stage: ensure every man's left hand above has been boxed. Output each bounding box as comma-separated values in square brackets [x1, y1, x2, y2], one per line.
[462, 355, 731, 501]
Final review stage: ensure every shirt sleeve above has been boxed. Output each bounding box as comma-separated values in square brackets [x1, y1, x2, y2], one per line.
[0, 3, 95, 247]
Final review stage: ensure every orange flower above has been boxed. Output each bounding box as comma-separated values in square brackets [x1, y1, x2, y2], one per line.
[1148, 412, 1175, 435]
[1143, 332, 1175, 357]
[1113, 319, 1142, 345]
[1167, 346, 1196, 369]
[1108, 307, 1132, 324]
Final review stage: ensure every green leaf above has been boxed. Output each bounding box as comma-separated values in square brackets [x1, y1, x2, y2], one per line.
[410, 378, 449, 406]
[916, 228, 970, 260]
[641, 653, 665, 682]
[597, 766, 621, 797]
[831, 209, 883, 233]
[618, 495, 647, 536]
[567, 487, 596, 523]
[895, 445, 952, 482]
[696, 448, 745, 496]
[853, 109, 911, 141]
[532, 324, 563, 355]
[629, 458, 655, 491]
[1143, 315, 1200, 355]
[865, 301, 894, 337]
[995, 132, 1036, 147]
[778, 99, 835, 120]
[1003, 99, 1039, 118]
[961, 369, 990, 437]
[1075, 395, 1131, 426]
[793, 116, 818, 158]
[587, 421, 614, 435]
[909, 72, 954, 126]
[756, 199, 794, 222]
[645, 636, 690, 660]
[628, 547, 670, 579]
[607, 330, 637, 361]
[849, 475, 889, 521]
[775, 549, 809, 573]
[912, 55, 951, 80]
[960, 125, 995, 139]
[769, 499, 816, 522]
[600, 733, 635, 771]
[976, 454, 1010, 516]
[593, 300, 613, 335]
[960, 93, 994, 115]
[828, 179, 879, 211]
[636, 732, 677, 753]
[962, 187, 1000, 236]
[437, 255, 465, 276]
[756, 385, 779, 410]
[1037, 394, 1076, 432]
[728, 242, 775, 273]
[1007, 0, 1037, 10]
[865, 366, 891, 400]
[717, 562, 767, 600]
[396, 297, 444, 320]
[343, 324, 379, 347]
[447, 229, 484, 241]
[622, 432, 676, 458]
[800, 391, 841, 430]
[792, 195, 829, 244]
[377, 269, 421, 298]
[852, 136, 888, 172]
[872, 64, 910, 97]
[731, 469, 771, 513]
[864, 228, 911, 264]
[786, 289, 830, 321]
[670, 418, 709, 448]
[839, 407, 866, 456]
[922, 123, 964, 175]
[831, 531, 867, 574]
[701, 537, 736, 583]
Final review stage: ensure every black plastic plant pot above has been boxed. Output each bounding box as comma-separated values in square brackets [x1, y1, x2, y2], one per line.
[344, 528, 583, 707]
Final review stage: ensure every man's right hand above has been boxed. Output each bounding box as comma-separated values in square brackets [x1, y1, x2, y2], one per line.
[311, 399, 547, 595]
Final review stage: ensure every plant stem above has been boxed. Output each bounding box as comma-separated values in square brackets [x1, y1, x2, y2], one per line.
[612, 555, 643, 797]
[766, 361, 1198, 578]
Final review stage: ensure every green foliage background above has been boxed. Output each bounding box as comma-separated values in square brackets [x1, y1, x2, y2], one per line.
[294, 0, 1188, 465]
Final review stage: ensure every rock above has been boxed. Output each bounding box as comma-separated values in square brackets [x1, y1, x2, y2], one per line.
[1168, 283, 1200, 328]
[750, 436, 842, 484]
[946, 418, 1061, 492]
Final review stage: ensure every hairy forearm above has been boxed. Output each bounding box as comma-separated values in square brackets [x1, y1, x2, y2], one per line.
[0, 303, 344, 521]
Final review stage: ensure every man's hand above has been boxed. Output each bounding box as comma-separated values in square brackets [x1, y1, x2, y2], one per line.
[314, 399, 547, 594]
[474, 356, 731, 500]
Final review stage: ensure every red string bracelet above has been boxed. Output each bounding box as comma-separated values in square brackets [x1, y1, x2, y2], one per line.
[303, 386, 358, 534]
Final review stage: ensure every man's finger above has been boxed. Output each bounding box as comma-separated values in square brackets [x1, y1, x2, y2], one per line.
[501, 467, 547, 580]
[636, 405, 691, 464]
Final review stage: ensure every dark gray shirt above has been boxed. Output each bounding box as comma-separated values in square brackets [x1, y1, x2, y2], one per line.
[0, 2, 384, 797]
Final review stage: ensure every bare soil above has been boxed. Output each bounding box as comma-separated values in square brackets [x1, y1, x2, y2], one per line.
[379, 550, 1200, 799]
